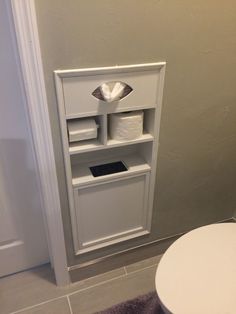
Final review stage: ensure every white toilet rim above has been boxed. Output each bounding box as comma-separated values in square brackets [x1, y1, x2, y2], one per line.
[155, 223, 236, 314]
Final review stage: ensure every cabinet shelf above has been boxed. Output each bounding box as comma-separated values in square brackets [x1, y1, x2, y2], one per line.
[69, 139, 103, 154]
[72, 154, 151, 187]
[69, 133, 154, 155]
[107, 133, 154, 147]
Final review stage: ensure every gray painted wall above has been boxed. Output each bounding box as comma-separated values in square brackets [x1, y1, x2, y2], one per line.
[35, 0, 236, 266]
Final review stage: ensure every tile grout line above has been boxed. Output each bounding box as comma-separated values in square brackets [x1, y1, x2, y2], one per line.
[67, 295, 73, 314]
[8, 273, 127, 314]
[67, 273, 127, 297]
[125, 263, 159, 276]
[7, 272, 126, 314]
[8, 259, 161, 314]
[9, 295, 67, 314]
[67, 268, 127, 295]
[67, 263, 159, 297]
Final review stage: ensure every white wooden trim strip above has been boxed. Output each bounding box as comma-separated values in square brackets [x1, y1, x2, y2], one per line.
[54, 71, 80, 254]
[55, 62, 166, 78]
[10, 0, 69, 285]
[146, 63, 166, 231]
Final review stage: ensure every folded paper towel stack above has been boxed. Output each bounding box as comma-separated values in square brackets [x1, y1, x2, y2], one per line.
[109, 111, 143, 141]
[67, 118, 98, 142]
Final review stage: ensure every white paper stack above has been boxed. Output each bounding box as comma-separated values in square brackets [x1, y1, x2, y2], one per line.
[67, 118, 98, 142]
[109, 111, 143, 141]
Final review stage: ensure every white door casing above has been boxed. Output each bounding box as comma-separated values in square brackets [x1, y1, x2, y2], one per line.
[8, 0, 70, 285]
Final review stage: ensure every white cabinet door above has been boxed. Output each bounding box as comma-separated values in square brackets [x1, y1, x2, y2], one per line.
[0, 0, 49, 277]
[73, 173, 150, 254]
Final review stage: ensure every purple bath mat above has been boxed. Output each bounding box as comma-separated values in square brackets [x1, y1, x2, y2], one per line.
[96, 291, 164, 314]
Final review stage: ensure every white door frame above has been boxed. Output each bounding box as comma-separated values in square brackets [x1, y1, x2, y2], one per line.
[8, 0, 69, 286]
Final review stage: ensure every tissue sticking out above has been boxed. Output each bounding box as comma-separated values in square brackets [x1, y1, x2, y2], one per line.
[92, 81, 133, 102]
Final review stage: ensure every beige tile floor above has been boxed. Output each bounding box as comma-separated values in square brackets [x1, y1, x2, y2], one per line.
[0, 255, 162, 314]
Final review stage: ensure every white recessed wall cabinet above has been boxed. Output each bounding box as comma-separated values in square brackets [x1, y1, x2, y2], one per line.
[54, 63, 166, 255]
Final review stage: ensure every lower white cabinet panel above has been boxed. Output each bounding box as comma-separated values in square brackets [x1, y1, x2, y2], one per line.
[73, 172, 150, 254]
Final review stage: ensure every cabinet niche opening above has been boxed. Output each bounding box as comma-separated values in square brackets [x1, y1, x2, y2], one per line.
[107, 108, 155, 143]
[70, 144, 151, 188]
[67, 115, 106, 153]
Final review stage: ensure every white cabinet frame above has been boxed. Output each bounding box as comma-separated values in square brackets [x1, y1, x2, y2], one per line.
[55, 63, 166, 256]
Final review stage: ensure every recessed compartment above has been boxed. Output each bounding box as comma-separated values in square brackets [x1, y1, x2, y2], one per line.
[68, 109, 155, 155]
[68, 115, 107, 154]
[71, 145, 151, 188]
[107, 109, 155, 146]
[109, 110, 144, 141]
[67, 117, 98, 143]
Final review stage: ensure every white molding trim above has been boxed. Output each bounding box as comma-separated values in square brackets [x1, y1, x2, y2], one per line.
[9, 0, 69, 285]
